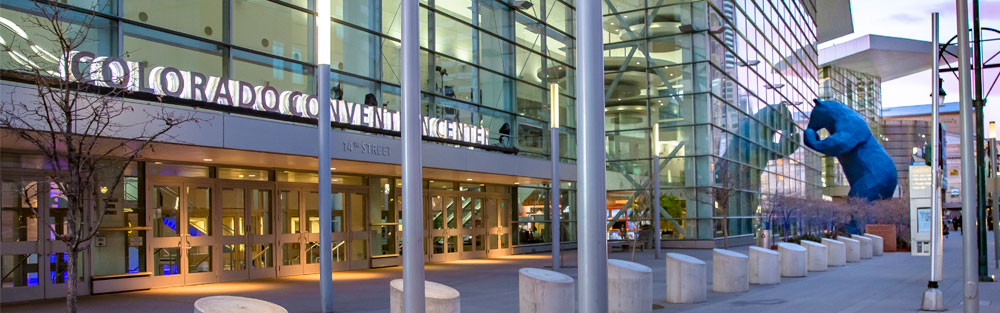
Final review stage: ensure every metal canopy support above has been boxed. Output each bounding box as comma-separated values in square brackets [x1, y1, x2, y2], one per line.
[401, 0, 425, 311]
[576, 0, 608, 311]
[316, 0, 333, 312]
[956, 0, 981, 311]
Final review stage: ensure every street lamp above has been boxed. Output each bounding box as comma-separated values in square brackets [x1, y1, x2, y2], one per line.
[990, 121, 998, 270]
[549, 82, 561, 269]
[922, 13, 946, 311]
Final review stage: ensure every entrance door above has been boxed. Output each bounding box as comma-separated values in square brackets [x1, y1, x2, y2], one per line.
[1, 179, 87, 302]
[277, 188, 306, 277]
[219, 184, 276, 282]
[486, 197, 512, 257]
[147, 182, 218, 287]
[345, 192, 369, 270]
[458, 196, 486, 259]
[428, 195, 459, 262]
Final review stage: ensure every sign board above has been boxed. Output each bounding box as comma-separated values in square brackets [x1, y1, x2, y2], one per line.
[909, 165, 932, 256]
[129, 236, 144, 247]
[94, 234, 107, 247]
[60, 51, 491, 146]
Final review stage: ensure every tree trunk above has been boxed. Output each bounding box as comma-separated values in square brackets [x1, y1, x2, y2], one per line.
[66, 250, 78, 313]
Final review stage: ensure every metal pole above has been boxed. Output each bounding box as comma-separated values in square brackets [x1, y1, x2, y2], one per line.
[653, 154, 662, 259]
[576, 0, 608, 311]
[923, 13, 946, 311]
[550, 82, 561, 270]
[551, 127, 561, 269]
[316, 0, 333, 311]
[401, 0, 425, 311]
[991, 137, 999, 269]
[971, 0, 992, 282]
[956, 0, 980, 310]
[652, 121, 662, 259]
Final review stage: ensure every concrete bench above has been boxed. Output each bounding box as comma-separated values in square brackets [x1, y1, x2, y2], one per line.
[666, 252, 706, 303]
[852, 234, 874, 259]
[712, 249, 749, 293]
[748, 246, 780, 285]
[777, 243, 807, 277]
[518, 268, 575, 313]
[390, 279, 461, 313]
[800, 240, 828, 272]
[864, 233, 885, 256]
[194, 296, 287, 313]
[837, 236, 861, 263]
[822, 238, 846, 267]
[608, 259, 652, 313]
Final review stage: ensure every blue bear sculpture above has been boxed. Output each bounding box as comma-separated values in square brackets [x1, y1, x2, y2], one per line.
[805, 99, 897, 201]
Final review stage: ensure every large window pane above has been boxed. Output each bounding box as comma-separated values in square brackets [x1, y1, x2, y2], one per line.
[123, 25, 225, 78]
[123, 0, 222, 41]
[333, 0, 376, 29]
[332, 22, 378, 77]
[234, 0, 313, 63]
[434, 54, 476, 102]
[0, 5, 114, 73]
[232, 50, 315, 95]
[1, 181, 38, 242]
[435, 14, 476, 63]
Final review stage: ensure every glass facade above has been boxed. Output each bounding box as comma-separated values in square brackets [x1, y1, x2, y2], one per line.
[1, 0, 830, 297]
[818, 65, 884, 193]
[602, 0, 823, 242]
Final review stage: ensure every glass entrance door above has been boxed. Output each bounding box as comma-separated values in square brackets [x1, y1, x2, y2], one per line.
[277, 189, 307, 277]
[428, 196, 459, 262]
[486, 197, 512, 257]
[458, 197, 486, 259]
[147, 182, 217, 287]
[220, 184, 276, 281]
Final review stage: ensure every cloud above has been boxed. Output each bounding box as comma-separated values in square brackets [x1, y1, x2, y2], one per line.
[889, 13, 922, 23]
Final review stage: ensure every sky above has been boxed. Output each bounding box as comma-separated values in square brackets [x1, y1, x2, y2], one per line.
[822, 0, 1000, 129]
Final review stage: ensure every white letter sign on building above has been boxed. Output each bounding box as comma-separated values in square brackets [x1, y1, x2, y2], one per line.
[59, 51, 490, 146]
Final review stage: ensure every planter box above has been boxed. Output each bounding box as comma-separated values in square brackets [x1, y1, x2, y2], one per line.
[865, 224, 897, 252]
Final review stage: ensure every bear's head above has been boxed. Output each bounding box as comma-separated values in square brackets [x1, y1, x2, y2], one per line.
[807, 98, 851, 133]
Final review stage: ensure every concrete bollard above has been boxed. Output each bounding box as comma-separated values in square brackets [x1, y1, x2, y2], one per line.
[864, 233, 884, 256]
[712, 249, 749, 293]
[800, 240, 828, 272]
[666, 253, 706, 303]
[608, 259, 652, 313]
[518, 268, 575, 313]
[389, 279, 460, 313]
[748, 246, 780, 285]
[777, 243, 807, 277]
[194, 296, 287, 313]
[852, 234, 873, 259]
[837, 236, 861, 263]
[822, 238, 847, 267]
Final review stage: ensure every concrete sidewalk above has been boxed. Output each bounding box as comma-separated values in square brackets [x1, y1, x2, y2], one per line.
[3, 233, 998, 312]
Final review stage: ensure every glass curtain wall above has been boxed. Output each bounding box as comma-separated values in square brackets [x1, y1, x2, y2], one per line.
[0, 0, 577, 161]
[817, 65, 883, 194]
[602, 0, 823, 242]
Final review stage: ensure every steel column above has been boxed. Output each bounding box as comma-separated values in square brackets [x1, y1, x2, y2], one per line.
[551, 127, 561, 269]
[316, 0, 333, 311]
[956, 0, 981, 311]
[576, 0, 608, 311]
[932, 11, 944, 284]
[971, 0, 992, 282]
[401, 0, 425, 311]
[653, 155, 662, 259]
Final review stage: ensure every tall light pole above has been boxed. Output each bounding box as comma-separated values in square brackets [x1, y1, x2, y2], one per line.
[652, 122, 662, 259]
[316, 1, 334, 312]
[576, 0, 608, 311]
[550, 82, 561, 270]
[922, 13, 946, 311]
[990, 121, 998, 269]
[401, 0, 425, 311]
[971, 0, 993, 283]
[956, 0, 981, 311]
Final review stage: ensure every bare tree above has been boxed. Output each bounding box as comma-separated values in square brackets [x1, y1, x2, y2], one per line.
[1, 2, 196, 312]
[709, 158, 751, 249]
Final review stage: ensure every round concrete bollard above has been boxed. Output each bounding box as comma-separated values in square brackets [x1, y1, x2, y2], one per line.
[666, 252, 706, 304]
[519, 268, 575, 313]
[822, 238, 847, 267]
[800, 240, 828, 272]
[852, 235, 873, 259]
[864, 233, 884, 256]
[712, 249, 749, 293]
[608, 259, 653, 313]
[748, 246, 780, 285]
[837, 236, 861, 263]
[389, 279, 461, 313]
[777, 243, 807, 278]
[194, 296, 287, 313]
